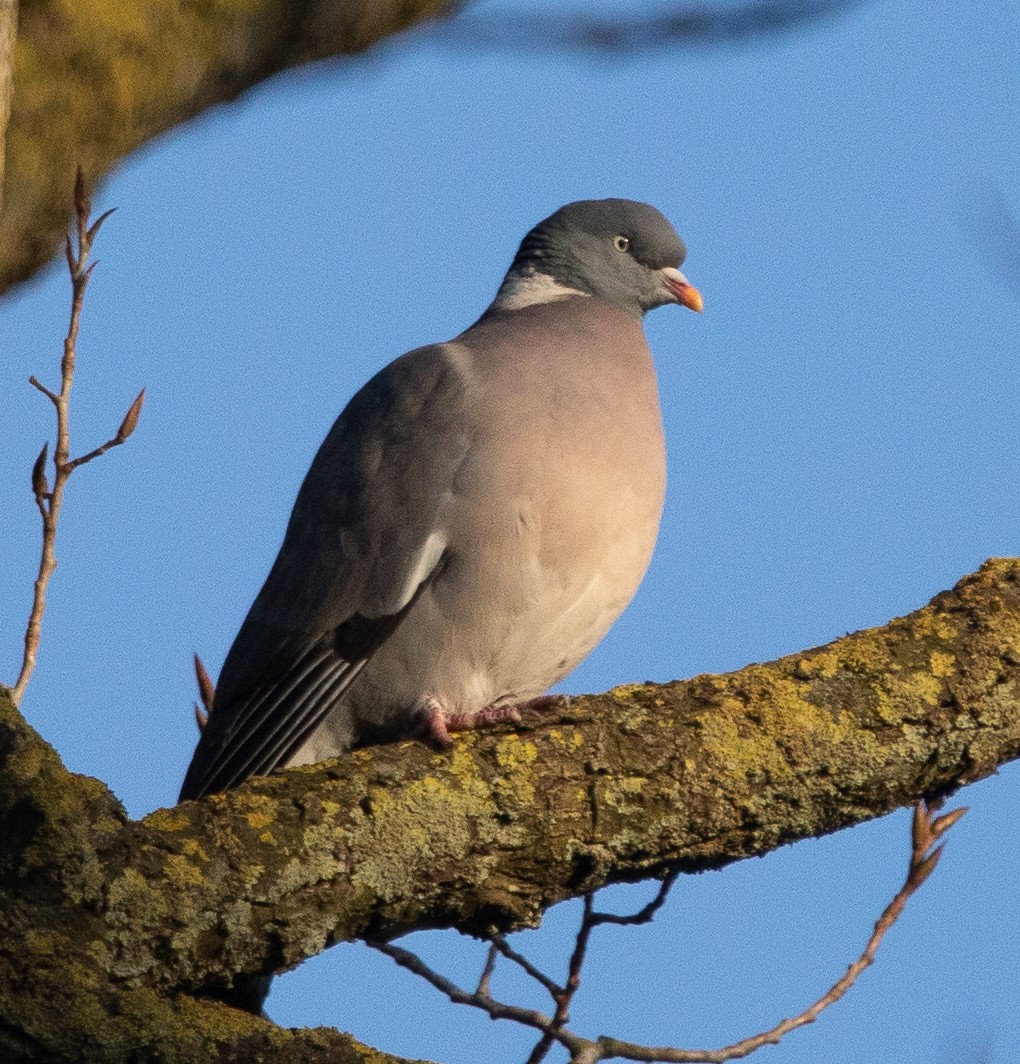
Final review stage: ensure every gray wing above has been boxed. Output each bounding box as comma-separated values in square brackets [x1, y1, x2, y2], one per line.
[179, 343, 470, 801]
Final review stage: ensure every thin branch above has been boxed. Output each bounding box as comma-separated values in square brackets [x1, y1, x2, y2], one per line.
[590, 871, 680, 928]
[488, 934, 562, 997]
[525, 892, 596, 1063]
[475, 942, 498, 998]
[7, 168, 140, 706]
[592, 801, 967, 1062]
[373, 803, 963, 1063]
[488, 872, 682, 1023]
[63, 388, 145, 472]
[367, 940, 578, 1046]
[28, 375, 59, 404]
[528, 875, 682, 1062]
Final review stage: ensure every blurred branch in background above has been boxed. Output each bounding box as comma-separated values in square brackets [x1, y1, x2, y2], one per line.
[429, 0, 871, 54]
[972, 186, 1020, 304]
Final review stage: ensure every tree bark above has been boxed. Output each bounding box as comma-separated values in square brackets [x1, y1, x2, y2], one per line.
[0, 0, 15, 216]
[3, 557, 1020, 1062]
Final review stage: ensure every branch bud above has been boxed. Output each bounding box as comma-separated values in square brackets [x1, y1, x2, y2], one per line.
[87, 208, 117, 243]
[931, 806, 967, 839]
[193, 652, 215, 713]
[74, 165, 91, 225]
[31, 443, 49, 497]
[116, 389, 146, 443]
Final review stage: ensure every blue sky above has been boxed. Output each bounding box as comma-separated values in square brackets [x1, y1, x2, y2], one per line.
[2, 0, 1019, 1060]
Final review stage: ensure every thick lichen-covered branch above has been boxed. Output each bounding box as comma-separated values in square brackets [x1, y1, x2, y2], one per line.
[3, 559, 1020, 1062]
[0, 958, 415, 1064]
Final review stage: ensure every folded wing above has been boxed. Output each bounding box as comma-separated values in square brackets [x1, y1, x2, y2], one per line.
[179, 344, 469, 801]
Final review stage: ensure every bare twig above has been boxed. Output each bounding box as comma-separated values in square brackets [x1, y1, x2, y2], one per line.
[524, 892, 595, 1063]
[63, 388, 145, 472]
[489, 933, 563, 997]
[372, 803, 963, 1062]
[589, 871, 680, 928]
[368, 939, 572, 1043]
[7, 167, 141, 706]
[28, 375, 58, 403]
[486, 870, 681, 1022]
[475, 942, 498, 998]
[548, 873, 686, 1062]
[526, 872, 682, 1063]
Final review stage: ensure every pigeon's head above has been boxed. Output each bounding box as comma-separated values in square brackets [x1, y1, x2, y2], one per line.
[500, 199, 703, 317]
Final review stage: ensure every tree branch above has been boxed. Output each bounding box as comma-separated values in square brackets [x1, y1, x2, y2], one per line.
[2, 558, 1020, 1060]
[0, 0, 869, 297]
[0, 0, 15, 216]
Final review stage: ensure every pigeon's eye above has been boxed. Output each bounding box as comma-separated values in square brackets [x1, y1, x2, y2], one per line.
[613, 235, 630, 253]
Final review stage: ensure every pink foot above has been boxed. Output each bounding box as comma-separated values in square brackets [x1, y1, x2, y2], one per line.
[410, 697, 524, 750]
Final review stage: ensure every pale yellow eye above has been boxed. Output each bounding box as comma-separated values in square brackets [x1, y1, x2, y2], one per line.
[613, 235, 630, 253]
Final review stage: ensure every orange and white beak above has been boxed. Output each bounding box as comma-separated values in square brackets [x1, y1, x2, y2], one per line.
[660, 266, 704, 313]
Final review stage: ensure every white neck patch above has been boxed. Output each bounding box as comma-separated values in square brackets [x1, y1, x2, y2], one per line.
[491, 268, 590, 312]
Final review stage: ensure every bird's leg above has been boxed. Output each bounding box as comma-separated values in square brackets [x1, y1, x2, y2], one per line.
[407, 697, 448, 749]
[410, 697, 522, 750]
[410, 694, 567, 750]
[445, 703, 523, 732]
[413, 699, 523, 748]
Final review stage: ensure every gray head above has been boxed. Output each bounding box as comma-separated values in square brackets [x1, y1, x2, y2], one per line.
[495, 199, 702, 317]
